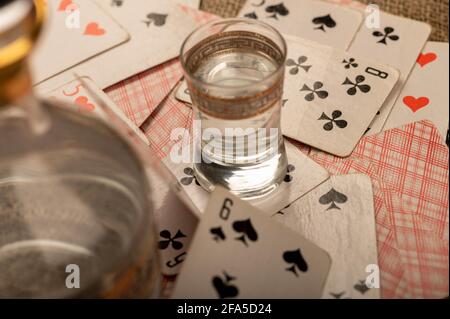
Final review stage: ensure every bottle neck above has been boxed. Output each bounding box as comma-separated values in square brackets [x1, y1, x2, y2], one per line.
[0, 0, 45, 106]
[0, 61, 32, 106]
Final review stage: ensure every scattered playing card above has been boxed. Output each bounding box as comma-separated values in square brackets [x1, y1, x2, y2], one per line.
[31, 0, 129, 84]
[106, 58, 184, 127]
[383, 41, 449, 141]
[281, 35, 399, 157]
[172, 186, 332, 298]
[34, 1, 197, 92]
[346, 11, 431, 134]
[104, 7, 218, 127]
[176, 0, 201, 8]
[238, 0, 363, 49]
[310, 120, 449, 298]
[42, 76, 149, 145]
[174, 80, 192, 105]
[163, 140, 329, 216]
[149, 167, 198, 276]
[273, 174, 380, 299]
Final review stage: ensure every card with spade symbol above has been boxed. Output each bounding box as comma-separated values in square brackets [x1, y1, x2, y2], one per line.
[42, 77, 149, 145]
[172, 187, 331, 298]
[383, 42, 449, 141]
[345, 11, 431, 135]
[238, 0, 363, 50]
[31, 0, 129, 85]
[273, 174, 380, 299]
[35, 1, 197, 92]
[163, 140, 329, 217]
[281, 35, 399, 157]
[310, 121, 449, 298]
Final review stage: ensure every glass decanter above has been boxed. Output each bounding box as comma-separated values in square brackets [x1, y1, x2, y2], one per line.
[0, 0, 160, 298]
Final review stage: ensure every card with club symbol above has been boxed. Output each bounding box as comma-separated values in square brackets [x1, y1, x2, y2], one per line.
[31, 0, 129, 85]
[163, 140, 329, 217]
[281, 35, 399, 157]
[273, 174, 380, 299]
[383, 41, 449, 141]
[42, 77, 149, 145]
[149, 166, 198, 276]
[172, 186, 332, 298]
[346, 11, 431, 135]
[238, 0, 363, 50]
[35, 1, 197, 92]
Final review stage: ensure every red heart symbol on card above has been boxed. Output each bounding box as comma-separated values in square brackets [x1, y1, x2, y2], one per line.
[75, 96, 95, 112]
[403, 96, 429, 112]
[58, 0, 75, 11]
[83, 23, 106, 36]
[417, 52, 437, 67]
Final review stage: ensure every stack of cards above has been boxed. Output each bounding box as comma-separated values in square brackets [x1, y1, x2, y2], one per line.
[32, 0, 448, 299]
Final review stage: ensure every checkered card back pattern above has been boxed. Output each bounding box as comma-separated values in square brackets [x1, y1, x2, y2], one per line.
[311, 120, 449, 298]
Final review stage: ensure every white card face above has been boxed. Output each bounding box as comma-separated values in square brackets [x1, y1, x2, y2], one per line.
[42, 77, 148, 145]
[31, 0, 129, 84]
[174, 80, 192, 105]
[281, 36, 399, 157]
[273, 174, 380, 299]
[164, 140, 329, 216]
[347, 12, 431, 134]
[383, 42, 449, 140]
[148, 168, 198, 276]
[172, 187, 332, 298]
[176, 0, 201, 8]
[238, 0, 363, 50]
[34, 1, 197, 92]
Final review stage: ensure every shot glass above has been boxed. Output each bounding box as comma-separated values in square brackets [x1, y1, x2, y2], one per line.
[180, 18, 288, 198]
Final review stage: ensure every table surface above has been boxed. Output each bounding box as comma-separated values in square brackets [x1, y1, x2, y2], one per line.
[200, 0, 449, 42]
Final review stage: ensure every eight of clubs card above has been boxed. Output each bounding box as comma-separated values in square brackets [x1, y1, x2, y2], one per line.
[282, 36, 399, 156]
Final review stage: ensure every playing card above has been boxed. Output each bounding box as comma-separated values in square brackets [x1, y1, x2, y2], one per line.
[326, 0, 367, 10]
[383, 42, 449, 141]
[31, 0, 129, 84]
[149, 167, 198, 276]
[281, 35, 399, 157]
[347, 11, 431, 134]
[163, 140, 329, 216]
[104, 7, 218, 127]
[172, 186, 332, 298]
[106, 58, 184, 127]
[273, 174, 380, 299]
[174, 80, 192, 105]
[176, 0, 201, 8]
[34, 1, 197, 92]
[238, 0, 363, 50]
[310, 120, 449, 298]
[42, 77, 149, 145]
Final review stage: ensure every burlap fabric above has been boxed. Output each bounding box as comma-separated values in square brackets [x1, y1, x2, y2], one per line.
[200, 0, 449, 42]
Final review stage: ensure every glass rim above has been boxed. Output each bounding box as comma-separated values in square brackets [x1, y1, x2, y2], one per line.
[179, 18, 287, 92]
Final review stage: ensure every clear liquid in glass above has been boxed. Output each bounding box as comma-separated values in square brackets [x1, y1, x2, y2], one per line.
[192, 49, 288, 198]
